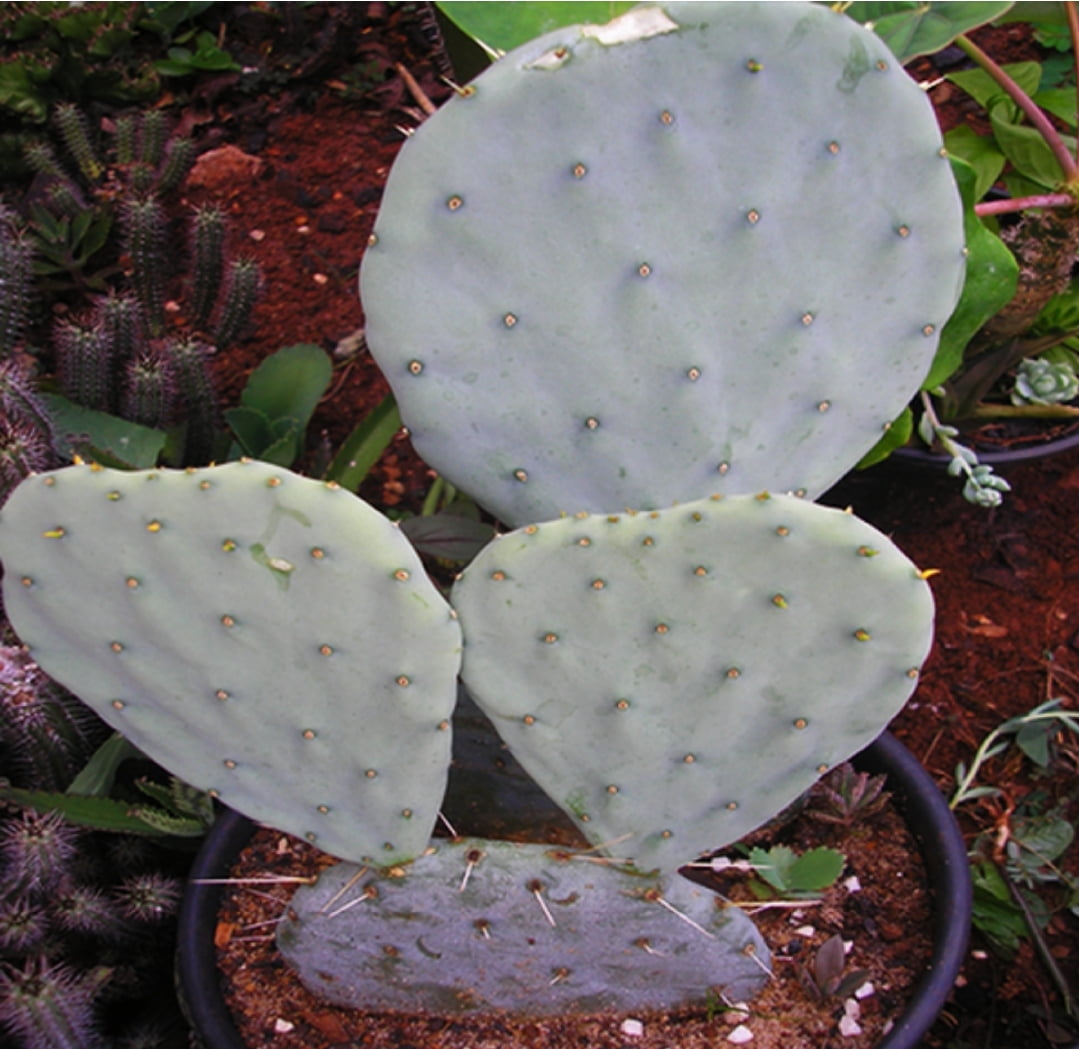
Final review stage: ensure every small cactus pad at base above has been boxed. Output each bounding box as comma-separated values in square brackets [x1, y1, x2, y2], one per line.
[360, 2, 966, 526]
[0, 461, 462, 865]
[452, 493, 934, 877]
[277, 837, 771, 1014]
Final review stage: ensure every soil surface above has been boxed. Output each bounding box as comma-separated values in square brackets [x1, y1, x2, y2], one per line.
[215, 780, 932, 1049]
[10, 5, 1077, 1048]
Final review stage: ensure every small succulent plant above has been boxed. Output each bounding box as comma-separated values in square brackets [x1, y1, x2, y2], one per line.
[1011, 356, 1079, 406]
[805, 762, 891, 829]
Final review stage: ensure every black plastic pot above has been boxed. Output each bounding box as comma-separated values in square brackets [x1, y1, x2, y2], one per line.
[892, 422, 1079, 471]
[177, 731, 972, 1049]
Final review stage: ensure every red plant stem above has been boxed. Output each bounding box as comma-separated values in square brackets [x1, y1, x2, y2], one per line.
[975, 192, 1076, 216]
[955, 34, 1079, 184]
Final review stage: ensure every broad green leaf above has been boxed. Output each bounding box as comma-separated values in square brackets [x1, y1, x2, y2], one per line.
[43, 393, 168, 468]
[67, 733, 142, 796]
[325, 393, 401, 492]
[749, 845, 844, 896]
[943, 125, 1006, 201]
[400, 509, 497, 564]
[223, 404, 273, 455]
[1015, 715, 1057, 765]
[856, 405, 913, 468]
[924, 158, 1018, 389]
[437, 1, 637, 54]
[257, 424, 302, 468]
[971, 863, 1028, 954]
[948, 61, 1042, 112]
[786, 847, 846, 893]
[1010, 813, 1074, 865]
[240, 343, 332, 427]
[990, 103, 1076, 188]
[848, 2, 1014, 64]
[1033, 87, 1078, 128]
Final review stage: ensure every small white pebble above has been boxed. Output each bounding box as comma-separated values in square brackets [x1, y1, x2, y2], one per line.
[794, 925, 815, 938]
[839, 999, 863, 1036]
[313, 273, 329, 285]
[843, 939, 854, 954]
[843, 874, 862, 893]
[725, 1003, 751, 1024]
[620, 1018, 644, 1038]
[854, 981, 875, 1000]
[273, 1018, 295, 1034]
[249, 229, 266, 241]
[297, 224, 311, 234]
[839, 1014, 863, 1038]
[727, 1024, 754, 1044]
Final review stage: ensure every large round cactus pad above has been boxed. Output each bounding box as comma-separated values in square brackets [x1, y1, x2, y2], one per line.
[0, 462, 462, 865]
[452, 492, 934, 877]
[361, 1, 965, 526]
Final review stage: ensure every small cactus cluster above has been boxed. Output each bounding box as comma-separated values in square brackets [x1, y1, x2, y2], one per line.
[0, 644, 191, 1049]
[0, 360, 57, 511]
[0, 643, 105, 791]
[0, 1, 963, 1021]
[0, 809, 188, 1049]
[10, 105, 264, 466]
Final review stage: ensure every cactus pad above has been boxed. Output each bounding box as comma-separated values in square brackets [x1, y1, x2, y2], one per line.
[452, 492, 934, 876]
[277, 837, 771, 1014]
[360, 1, 966, 526]
[0, 462, 462, 865]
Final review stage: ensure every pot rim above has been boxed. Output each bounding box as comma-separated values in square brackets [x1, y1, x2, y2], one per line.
[893, 422, 1079, 469]
[177, 730, 972, 1049]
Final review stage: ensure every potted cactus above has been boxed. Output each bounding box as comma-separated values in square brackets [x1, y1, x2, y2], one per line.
[0, 3, 973, 1047]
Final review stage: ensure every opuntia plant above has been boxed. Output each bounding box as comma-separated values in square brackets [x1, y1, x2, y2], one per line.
[0, 0, 964, 1026]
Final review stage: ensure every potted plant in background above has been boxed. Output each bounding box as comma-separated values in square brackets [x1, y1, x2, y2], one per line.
[831, 1, 1079, 500]
[0, 4, 974, 1047]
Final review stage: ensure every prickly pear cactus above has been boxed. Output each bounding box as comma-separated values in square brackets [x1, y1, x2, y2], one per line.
[277, 837, 771, 1013]
[360, 1, 967, 526]
[0, 461, 462, 866]
[452, 492, 934, 876]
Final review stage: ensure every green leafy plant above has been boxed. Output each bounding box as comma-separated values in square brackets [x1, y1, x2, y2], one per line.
[1, 104, 267, 470]
[224, 343, 333, 468]
[0, 2, 227, 128]
[949, 694, 1078, 1030]
[745, 845, 848, 900]
[848, 2, 1079, 502]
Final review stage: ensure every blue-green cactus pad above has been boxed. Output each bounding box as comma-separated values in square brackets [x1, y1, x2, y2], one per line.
[360, 1, 966, 526]
[452, 492, 934, 876]
[0, 462, 462, 865]
[278, 837, 770, 1013]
